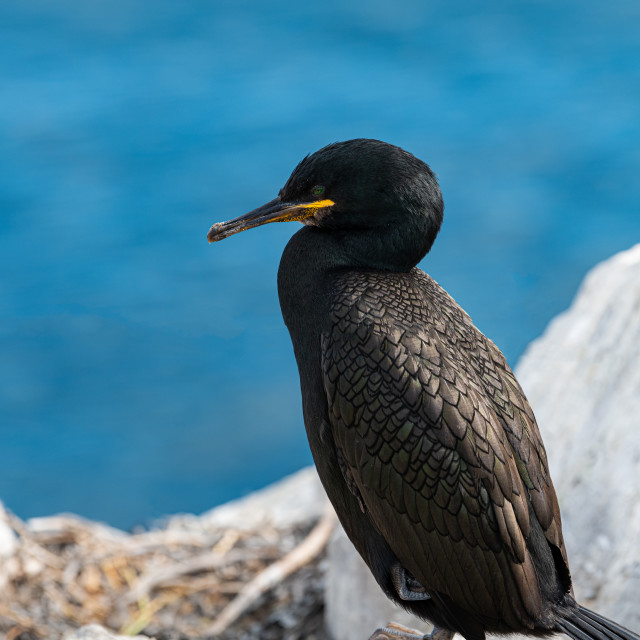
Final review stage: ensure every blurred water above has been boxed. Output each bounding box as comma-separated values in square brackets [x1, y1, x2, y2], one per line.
[1, 0, 639, 529]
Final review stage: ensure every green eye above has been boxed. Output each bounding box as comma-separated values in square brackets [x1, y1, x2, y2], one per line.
[312, 185, 325, 197]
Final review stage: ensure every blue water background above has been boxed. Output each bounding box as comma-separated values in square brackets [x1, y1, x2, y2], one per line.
[1, 0, 639, 529]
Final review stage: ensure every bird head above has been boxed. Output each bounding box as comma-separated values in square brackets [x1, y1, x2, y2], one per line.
[208, 139, 444, 270]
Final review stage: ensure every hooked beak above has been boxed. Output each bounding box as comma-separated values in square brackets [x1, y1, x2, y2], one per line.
[207, 197, 335, 243]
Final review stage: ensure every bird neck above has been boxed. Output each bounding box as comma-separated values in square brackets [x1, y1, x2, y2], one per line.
[277, 223, 432, 337]
[333, 223, 430, 273]
[277, 227, 339, 336]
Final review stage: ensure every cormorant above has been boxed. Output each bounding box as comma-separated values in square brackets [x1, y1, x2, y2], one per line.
[207, 139, 639, 640]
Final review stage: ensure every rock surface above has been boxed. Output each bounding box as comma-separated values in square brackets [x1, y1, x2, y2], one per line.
[0, 502, 19, 591]
[63, 624, 154, 640]
[326, 244, 640, 639]
[180, 466, 327, 531]
[517, 243, 640, 626]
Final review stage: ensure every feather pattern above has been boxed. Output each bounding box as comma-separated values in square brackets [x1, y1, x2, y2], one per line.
[321, 267, 566, 630]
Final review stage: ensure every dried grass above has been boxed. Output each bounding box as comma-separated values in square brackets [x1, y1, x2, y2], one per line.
[0, 505, 334, 640]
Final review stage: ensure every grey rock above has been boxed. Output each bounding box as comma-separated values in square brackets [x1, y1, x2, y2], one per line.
[167, 465, 327, 532]
[63, 624, 155, 640]
[517, 243, 640, 627]
[325, 244, 640, 639]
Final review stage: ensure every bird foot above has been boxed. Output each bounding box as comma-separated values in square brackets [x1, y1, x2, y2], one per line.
[391, 564, 432, 601]
[367, 622, 426, 640]
[367, 623, 455, 640]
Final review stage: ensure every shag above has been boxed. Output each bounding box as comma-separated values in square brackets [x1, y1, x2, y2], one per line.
[207, 139, 639, 640]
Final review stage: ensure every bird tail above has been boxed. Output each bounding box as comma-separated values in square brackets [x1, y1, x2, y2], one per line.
[557, 605, 640, 640]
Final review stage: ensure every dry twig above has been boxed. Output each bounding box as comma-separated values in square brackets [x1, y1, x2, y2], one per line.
[1, 497, 332, 639]
[201, 505, 336, 637]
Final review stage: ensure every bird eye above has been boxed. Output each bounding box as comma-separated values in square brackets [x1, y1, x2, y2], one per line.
[312, 185, 325, 197]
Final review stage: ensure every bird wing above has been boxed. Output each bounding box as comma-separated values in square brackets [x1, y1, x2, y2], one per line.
[321, 269, 565, 629]
[476, 335, 567, 567]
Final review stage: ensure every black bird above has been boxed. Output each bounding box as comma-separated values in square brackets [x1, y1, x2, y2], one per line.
[207, 139, 639, 640]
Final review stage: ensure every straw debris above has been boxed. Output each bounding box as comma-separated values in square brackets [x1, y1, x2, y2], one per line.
[0, 501, 334, 640]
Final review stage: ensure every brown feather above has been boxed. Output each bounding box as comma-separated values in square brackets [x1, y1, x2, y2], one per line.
[322, 268, 566, 630]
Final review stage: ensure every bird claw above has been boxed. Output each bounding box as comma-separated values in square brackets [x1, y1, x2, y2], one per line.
[368, 622, 455, 640]
[367, 621, 428, 639]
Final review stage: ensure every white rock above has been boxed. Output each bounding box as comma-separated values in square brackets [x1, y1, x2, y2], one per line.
[27, 513, 128, 542]
[0, 502, 18, 558]
[326, 244, 640, 638]
[63, 624, 154, 640]
[517, 243, 640, 627]
[0, 502, 19, 590]
[168, 466, 327, 532]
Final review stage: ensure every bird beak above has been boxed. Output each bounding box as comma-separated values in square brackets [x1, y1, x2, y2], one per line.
[207, 197, 335, 243]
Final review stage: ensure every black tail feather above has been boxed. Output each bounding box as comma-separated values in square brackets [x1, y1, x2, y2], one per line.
[557, 605, 640, 640]
[558, 618, 605, 640]
[577, 611, 624, 640]
[579, 608, 640, 640]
